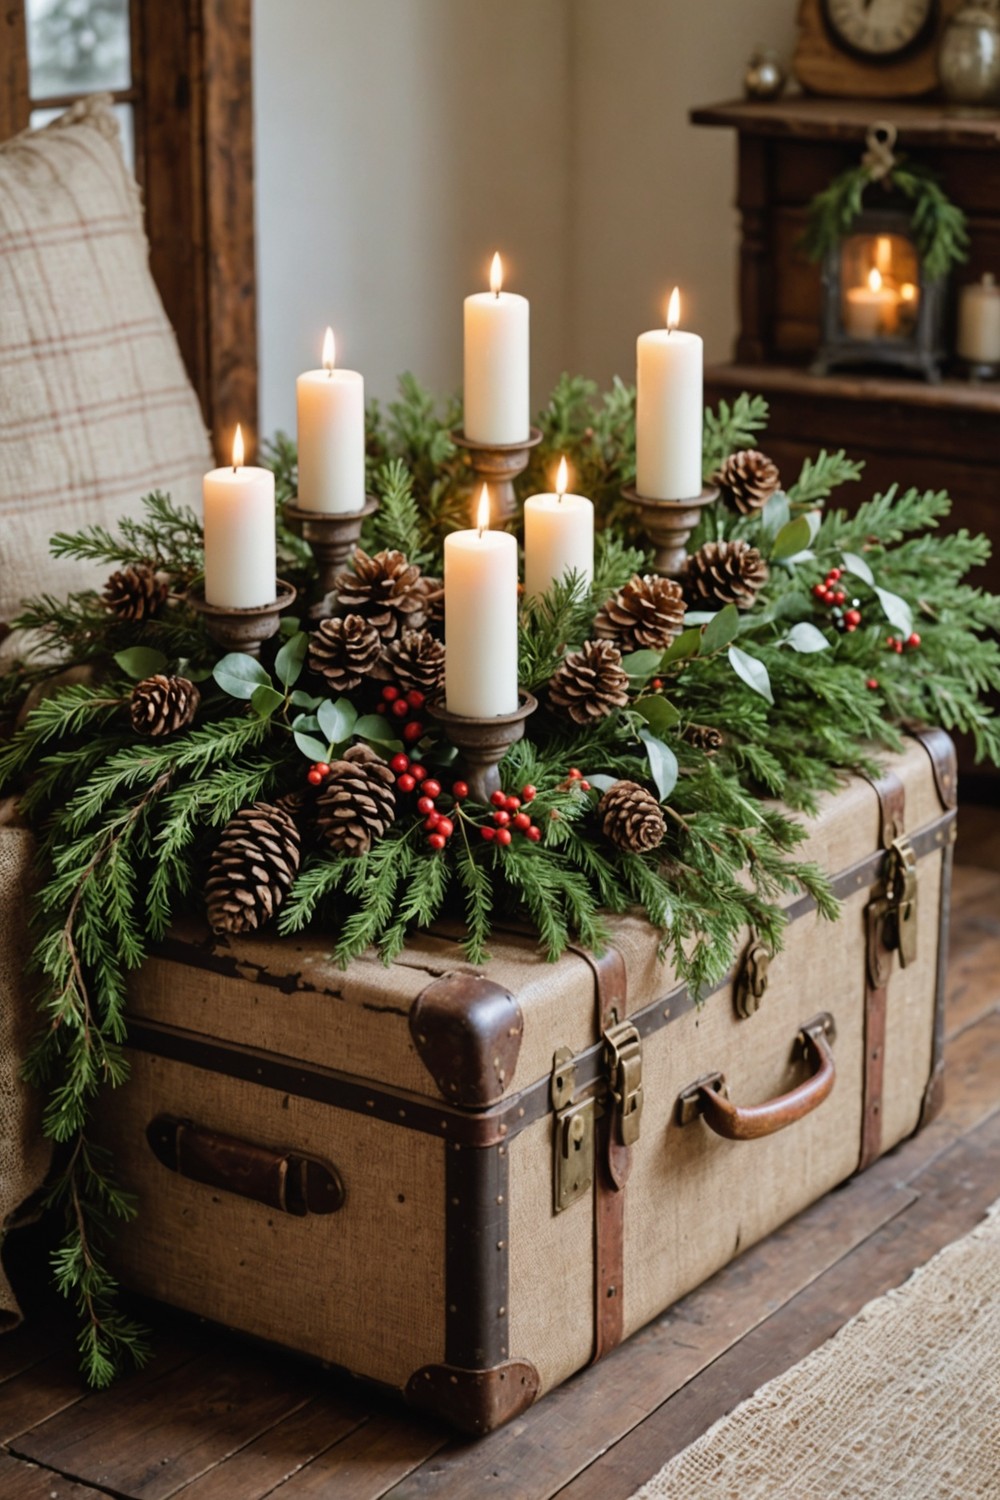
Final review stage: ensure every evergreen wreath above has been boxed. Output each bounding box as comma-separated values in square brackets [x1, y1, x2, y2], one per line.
[2, 377, 1000, 1386]
[802, 122, 969, 282]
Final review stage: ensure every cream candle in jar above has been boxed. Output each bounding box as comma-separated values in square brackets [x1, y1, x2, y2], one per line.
[844, 268, 898, 339]
[957, 273, 1000, 368]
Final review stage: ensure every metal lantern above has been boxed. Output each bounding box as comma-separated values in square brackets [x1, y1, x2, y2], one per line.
[812, 207, 948, 383]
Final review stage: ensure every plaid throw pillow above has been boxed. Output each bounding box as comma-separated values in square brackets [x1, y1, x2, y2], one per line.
[0, 95, 212, 630]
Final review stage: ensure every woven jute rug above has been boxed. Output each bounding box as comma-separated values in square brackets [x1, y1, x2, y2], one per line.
[631, 1199, 1000, 1500]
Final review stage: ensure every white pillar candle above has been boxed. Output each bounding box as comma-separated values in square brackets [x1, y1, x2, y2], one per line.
[203, 425, 276, 609]
[957, 273, 1000, 364]
[296, 327, 366, 513]
[444, 486, 519, 717]
[635, 287, 704, 501]
[844, 268, 898, 339]
[463, 252, 530, 445]
[523, 457, 594, 600]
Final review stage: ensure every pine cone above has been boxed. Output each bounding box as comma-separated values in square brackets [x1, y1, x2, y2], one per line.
[685, 723, 724, 754]
[713, 449, 781, 515]
[548, 640, 630, 725]
[333, 548, 426, 641]
[382, 629, 446, 701]
[309, 615, 381, 694]
[598, 780, 666, 854]
[413, 575, 445, 629]
[316, 744, 396, 856]
[205, 801, 302, 935]
[594, 574, 686, 653]
[682, 540, 768, 612]
[102, 564, 169, 622]
[129, 674, 199, 737]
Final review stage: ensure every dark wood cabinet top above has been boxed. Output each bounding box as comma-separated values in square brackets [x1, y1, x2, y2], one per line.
[708, 362, 1000, 418]
[691, 97, 1000, 150]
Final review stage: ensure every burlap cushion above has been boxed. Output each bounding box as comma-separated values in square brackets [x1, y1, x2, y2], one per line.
[0, 94, 211, 631]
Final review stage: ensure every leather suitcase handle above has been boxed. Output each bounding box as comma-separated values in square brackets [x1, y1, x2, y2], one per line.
[146, 1115, 344, 1216]
[677, 1013, 836, 1141]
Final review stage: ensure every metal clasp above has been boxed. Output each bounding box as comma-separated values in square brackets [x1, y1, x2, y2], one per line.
[551, 1047, 595, 1215]
[604, 1020, 644, 1148]
[735, 936, 771, 1018]
[867, 835, 919, 985]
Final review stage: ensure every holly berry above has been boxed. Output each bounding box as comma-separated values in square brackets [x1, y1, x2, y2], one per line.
[436, 816, 454, 839]
[390, 753, 410, 773]
[493, 810, 511, 827]
[397, 773, 416, 793]
[403, 721, 424, 744]
[452, 780, 469, 799]
[307, 769, 324, 786]
[428, 833, 446, 851]
[417, 796, 436, 815]
[490, 790, 507, 807]
[391, 698, 409, 719]
[866, 678, 879, 690]
[406, 689, 426, 710]
[833, 591, 846, 605]
[907, 632, 921, 648]
[844, 609, 861, 627]
[381, 685, 399, 702]
[314, 762, 330, 777]
[526, 825, 542, 842]
[481, 825, 496, 842]
[521, 784, 537, 802]
[505, 796, 521, 811]
[495, 827, 512, 846]
[410, 764, 427, 782]
[828, 568, 841, 582]
[822, 590, 835, 606]
[512, 811, 530, 831]
[568, 768, 582, 780]
[812, 584, 826, 600]
[580, 780, 591, 792]
[419, 779, 440, 800]
[424, 813, 441, 831]
[651, 678, 664, 690]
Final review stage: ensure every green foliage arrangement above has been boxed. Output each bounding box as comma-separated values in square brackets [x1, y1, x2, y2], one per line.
[2, 375, 999, 1387]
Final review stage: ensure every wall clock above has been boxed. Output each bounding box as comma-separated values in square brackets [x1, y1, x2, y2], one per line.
[794, 0, 961, 97]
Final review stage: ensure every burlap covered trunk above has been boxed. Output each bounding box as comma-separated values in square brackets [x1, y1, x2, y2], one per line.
[96, 731, 955, 1434]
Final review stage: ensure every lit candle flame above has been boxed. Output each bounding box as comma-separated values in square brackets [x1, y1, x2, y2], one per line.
[868, 267, 883, 293]
[490, 251, 503, 297]
[232, 423, 244, 472]
[667, 286, 680, 333]
[555, 456, 569, 500]
[476, 483, 490, 536]
[322, 326, 336, 373]
[900, 281, 917, 303]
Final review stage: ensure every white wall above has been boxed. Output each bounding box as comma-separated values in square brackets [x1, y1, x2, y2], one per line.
[253, 0, 797, 437]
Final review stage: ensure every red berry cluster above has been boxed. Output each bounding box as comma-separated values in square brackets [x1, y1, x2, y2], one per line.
[390, 752, 457, 849]
[559, 767, 591, 792]
[377, 683, 425, 746]
[812, 568, 862, 633]
[886, 632, 921, 655]
[306, 760, 331, 787]
[481, 785, 541, 847]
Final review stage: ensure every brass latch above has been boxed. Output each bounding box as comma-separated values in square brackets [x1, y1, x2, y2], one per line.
[867, 835, 918, 986]
[604, 1020, 644, 1148]
[551, 1047, 595, 1215]
[735, 936, 771, 1018]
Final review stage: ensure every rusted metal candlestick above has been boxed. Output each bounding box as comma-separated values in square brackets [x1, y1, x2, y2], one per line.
[427, 692, 538, 804]
[452, 428, 543, 523]
[620, 484, 719, 578]
[187, 580, 297, 659]
[284, 496, 379, 603]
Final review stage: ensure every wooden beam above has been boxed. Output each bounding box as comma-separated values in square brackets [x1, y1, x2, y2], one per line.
[0, 4, 30, 141]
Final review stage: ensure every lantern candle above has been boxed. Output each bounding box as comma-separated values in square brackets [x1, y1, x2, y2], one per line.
[444, 485, 519, 718]
[845, 268, 898, 339]
[203, 425, 276, 609]
[523, 457, 594, 600]
[296, 327, 366, 513]
[635, 287, 704, 501]
[463, 252, 530, 445]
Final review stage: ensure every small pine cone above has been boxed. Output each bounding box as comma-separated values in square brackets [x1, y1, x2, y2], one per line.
[309, 614, 381, 693]
[129, 674, 199, 737]
[102, 564, 169, 622]
[713, 449, 781, 515]
[316, 744, 396, 856]
[598, 780, 666, 854]
[682, 540, 769, 612]
[382, 629, 446, 701]
[594, 573, 686, 653]
[549, 640, 630, 725]
[333, 548, 426, 641]
[413, 574, 445, 629]
[685, 723, 724, 754]
[205, 801, 302, 935]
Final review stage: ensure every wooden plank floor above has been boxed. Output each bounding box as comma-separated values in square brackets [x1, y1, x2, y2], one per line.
[2, 821, 998, 1500]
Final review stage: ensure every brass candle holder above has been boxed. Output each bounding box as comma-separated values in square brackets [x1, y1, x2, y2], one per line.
[427, 691, 538, 804]
[621, 484, 719, 577]
[452, 428, 543, 523]
[284, 495, 380, 605]
[187, 580, 297, 658]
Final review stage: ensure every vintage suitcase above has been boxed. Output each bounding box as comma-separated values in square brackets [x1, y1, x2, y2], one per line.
[96, 730, 956, 1433]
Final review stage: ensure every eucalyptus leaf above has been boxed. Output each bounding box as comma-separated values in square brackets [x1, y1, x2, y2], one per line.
[805, 509, 823, 542]
[842, 550, 875, 587]
[771, 515, 813, 561]
[681, 612, 716, 626]
[661, 626, 702, 666]
[587, 773, 619, 793]
[620, 648, 662, 680]
[318, 696, 358, 744]
[639, 728, 679, 801]
[760, 489, 790, 539]
[291, 712, 320, 733]
[212, 653, 272, 700]
[353, 713, 399, 744]
[785, 621, 830, 654]
[633, 695, 681, 735]
[278, 615, 302, 637]
[290, 690, 322, 710]
[699, 603, 740, 656]
[274, 631, 308, 688]
[113, 646, 168, 680]
[875, 585, 913, 637]
[294, 731, 330, 762]
[728, 645, 774, 705]
[251, 684, 285, 719]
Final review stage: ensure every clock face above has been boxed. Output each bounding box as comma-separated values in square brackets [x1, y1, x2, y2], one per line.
[821, 0, 937, 60]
